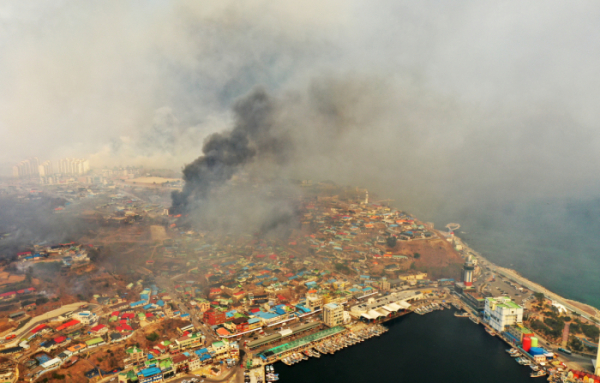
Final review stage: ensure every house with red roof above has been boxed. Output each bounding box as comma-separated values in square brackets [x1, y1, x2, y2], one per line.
[30, 323, 49, 335]
[154, 344, 168, 354]
[55, 319, 80, 332]
[116, 323, 133, 332]
[53, 336, 69, 347]
[90, 324, 108, 335]
[0, 292, 16, 300]
[567, 370, 600, 383]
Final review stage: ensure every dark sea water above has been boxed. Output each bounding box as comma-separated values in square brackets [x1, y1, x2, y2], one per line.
[427, 198, 600, 309]
[274, 310, 533, 383]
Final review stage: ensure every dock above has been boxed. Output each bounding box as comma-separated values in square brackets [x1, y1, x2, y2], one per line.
[258, 324, 388, 366]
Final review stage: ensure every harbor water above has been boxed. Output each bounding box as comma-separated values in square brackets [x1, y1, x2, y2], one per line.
[274, 310, 533, 383]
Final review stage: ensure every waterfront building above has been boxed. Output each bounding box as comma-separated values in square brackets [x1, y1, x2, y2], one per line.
[323, 303, 344, 327]
[506, 324, 534, 342]
[462, 290, 486, 310]
[350, 290, 421, 321]
[380, 277, 390, 291]
[483, 297, 523, 332]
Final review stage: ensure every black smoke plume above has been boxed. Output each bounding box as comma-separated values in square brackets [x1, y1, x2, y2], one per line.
[171, 87, 289, 214]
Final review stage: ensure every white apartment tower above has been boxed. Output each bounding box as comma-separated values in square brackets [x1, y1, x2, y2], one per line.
[323, 303, 344, 327]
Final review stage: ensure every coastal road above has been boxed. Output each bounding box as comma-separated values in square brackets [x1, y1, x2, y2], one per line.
[460, 240, 600, 321]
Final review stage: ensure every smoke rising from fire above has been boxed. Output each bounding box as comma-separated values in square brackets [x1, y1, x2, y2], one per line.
[2, 1, 600, 226]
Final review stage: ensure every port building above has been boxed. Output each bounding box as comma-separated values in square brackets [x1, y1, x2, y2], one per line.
[350, 290, 422, 322]
[483, 297, 523, 332]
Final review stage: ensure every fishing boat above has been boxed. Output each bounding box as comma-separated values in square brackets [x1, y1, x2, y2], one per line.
[454, 312, 469, 317]
[484, 327, 496, 336]
[530, 370, 547, 378]
[469, 316, 480, 324]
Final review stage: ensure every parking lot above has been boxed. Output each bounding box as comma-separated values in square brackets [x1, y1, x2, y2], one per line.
[480, 270, 533, 305]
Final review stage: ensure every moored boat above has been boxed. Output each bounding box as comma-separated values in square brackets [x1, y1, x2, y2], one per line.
[530, 370, 547, 378]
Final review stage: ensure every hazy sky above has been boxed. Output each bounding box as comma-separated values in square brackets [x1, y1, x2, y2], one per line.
[2, 0, 600, 216]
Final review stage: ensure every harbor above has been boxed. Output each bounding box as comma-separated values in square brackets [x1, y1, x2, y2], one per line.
[272, 309, 535, 383]
[250, 295, 574, 383]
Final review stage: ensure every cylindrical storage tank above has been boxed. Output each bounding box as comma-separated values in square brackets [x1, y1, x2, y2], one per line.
[522, 336, 531, 352]
[530, 337, 538, 348]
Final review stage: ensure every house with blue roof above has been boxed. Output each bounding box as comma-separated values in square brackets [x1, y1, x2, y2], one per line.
[130, 300, 146, 308]
[248, 318, 261, 325]
[138, 367, 162, 383]
[225, 310, 237, 319]
[275, 307, 286, 315]
[295, 305, 310, 314]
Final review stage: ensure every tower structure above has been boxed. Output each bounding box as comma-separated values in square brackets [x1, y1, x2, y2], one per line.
[365, 191, 369, 204]
[463, 256, 475, 287]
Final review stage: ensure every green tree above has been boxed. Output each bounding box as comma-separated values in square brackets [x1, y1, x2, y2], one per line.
[146, 332, 160, 342]
[413, 253, 421, 259]
[534, 292, 545, 305]
[386, 236, 397, 248]
[569, 336, 583, 352]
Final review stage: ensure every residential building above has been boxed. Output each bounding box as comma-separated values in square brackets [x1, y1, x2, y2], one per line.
[123, 347, 145, 368]
[203, 309, 226, 326]
[323, 303, 344, 327]
[0, 360, 18, 383]
[73, 311, 98, 325]
[188, 355, 201, 371]
[174, 333, 204, 350]
[305, 292, 323, 312]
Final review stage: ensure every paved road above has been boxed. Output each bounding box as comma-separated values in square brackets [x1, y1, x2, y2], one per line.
[2, 301, 88, 348]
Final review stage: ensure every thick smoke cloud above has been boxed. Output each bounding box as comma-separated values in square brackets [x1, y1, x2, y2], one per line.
[172, 88, 287, 211]
[2, 0, 600, 225]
